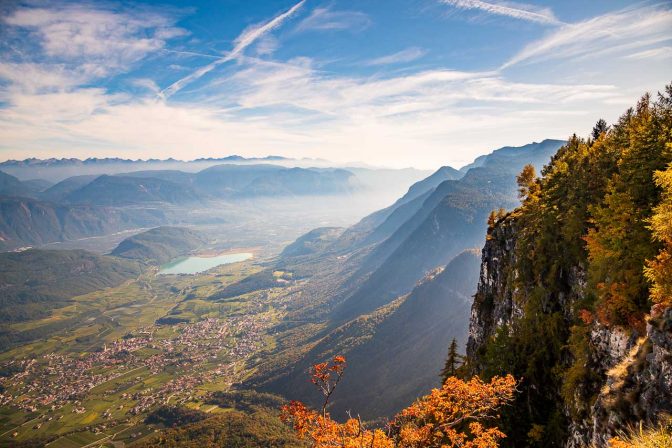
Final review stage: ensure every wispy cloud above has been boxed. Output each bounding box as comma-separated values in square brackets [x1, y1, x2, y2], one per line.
[160, 0, 305, 99]
[440, 0, 561, 25]
[367, 47, 427, 66]
[295, 7, 371, 32]
[3, 5, 186, 75]
[626, 46, 672, 60]
[0, 49, 628, 168]
[221, 58, 618, 119]
[502, 4, 672, 68]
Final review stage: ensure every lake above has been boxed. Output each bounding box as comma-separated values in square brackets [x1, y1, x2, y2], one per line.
[159, 252, 253, 275]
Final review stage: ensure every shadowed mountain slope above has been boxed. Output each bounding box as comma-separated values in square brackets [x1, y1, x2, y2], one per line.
[256, 249, 481, 419]
[331, 139, 564, 323]
[38, 175, 101, 202]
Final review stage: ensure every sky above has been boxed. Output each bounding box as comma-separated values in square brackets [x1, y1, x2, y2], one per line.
[0, 0, 670, 169]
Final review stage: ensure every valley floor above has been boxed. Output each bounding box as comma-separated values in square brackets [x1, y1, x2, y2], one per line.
[0, 259, 303, 447]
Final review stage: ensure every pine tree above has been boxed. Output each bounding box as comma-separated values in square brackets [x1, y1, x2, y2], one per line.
[591, 118, 609, 140]
[440, 338, 462, 383]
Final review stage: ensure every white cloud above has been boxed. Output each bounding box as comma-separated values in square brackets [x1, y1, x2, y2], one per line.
[132, 79, 162, 95]
[502, 5, 672, 68]
[219, 58, 620, 122]
[295, 7, 371, 32]
[0, 63, 79, 91]
[0, 50, 631, 169]
[3, 5, 186, 74]
[440, 0, 561, 25]
[255, 35, 280, 56]
[160, 0, 305, 99]
[367, 47, 427, 66]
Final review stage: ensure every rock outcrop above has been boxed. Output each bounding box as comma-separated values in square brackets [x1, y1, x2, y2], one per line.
[467, 215, 672, 447]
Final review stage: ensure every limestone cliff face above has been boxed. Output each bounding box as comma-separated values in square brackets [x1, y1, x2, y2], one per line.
[466, 217, 522, 367]
[467, 216, 672, 447]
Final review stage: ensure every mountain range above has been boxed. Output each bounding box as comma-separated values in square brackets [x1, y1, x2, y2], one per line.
[0, 164, 364, 251]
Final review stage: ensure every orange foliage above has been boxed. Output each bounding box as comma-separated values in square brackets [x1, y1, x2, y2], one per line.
[578, 309, 594, 325]
[645, 164, 672, 310]
[281, 356, 517, 448]
[608, 437, 633, 448]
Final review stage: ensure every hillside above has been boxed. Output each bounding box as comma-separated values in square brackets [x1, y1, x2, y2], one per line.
[64, 175, 200, 205]
[459, 139, 565, 172]
[0, 249, 142, 348]
[111, 226, 207, 265]
[193, 164, 357, 198]
[331, 139, 564, 323]
[39, 174, 102, 202]
[58, 165, 361, 200]
[352, 165, 464, 248]
[257, 249, 481, 418]
[338, 164, 462, 248]
[129, 408, 306, 448]
[0, 171, 32, 197]
[280, 227, 345, 258]
[0, 196, 166, 251]
[467, 88, 672, 445]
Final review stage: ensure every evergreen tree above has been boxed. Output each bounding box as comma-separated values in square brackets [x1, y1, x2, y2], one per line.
[591, 118, 609, 140]
[440, 338, 462, 383]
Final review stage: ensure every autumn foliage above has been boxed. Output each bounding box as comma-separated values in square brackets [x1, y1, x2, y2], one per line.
[281, 356, 517, 448]
[644, 163, 672, 312]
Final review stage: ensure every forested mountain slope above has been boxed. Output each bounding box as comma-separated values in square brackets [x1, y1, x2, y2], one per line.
[64, 175, 201, 205]
[111, 226, 207, 265]
[0, 196, 166, 251]
[0, 249, 142, 349]
[332, 140, 564, 323]
[280, 227, 345, 258]
[258, 249, 481, 419]
[467, 86, 672, 447]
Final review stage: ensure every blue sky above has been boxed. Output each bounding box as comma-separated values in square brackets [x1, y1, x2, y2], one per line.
[0, 0, 670, 168]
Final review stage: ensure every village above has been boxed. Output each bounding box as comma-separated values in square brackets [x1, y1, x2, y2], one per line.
[0, 312, 273, 437]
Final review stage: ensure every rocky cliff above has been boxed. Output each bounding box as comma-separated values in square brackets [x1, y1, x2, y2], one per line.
[467, 214, 672, 447]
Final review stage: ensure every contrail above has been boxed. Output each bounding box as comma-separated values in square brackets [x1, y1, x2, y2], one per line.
[160, 0, 306, 99]
[440, 0, 562, 25]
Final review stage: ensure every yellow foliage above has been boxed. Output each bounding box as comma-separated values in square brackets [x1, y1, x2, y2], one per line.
[608, 418, 672, 447]
[645, 163, 672, 309]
